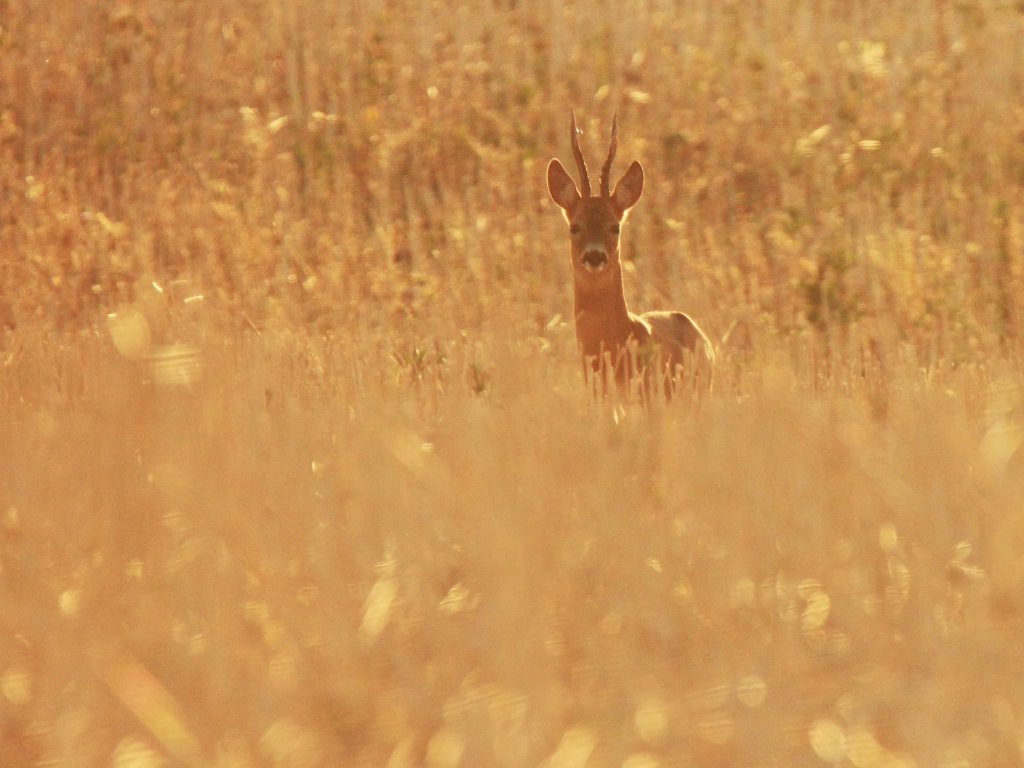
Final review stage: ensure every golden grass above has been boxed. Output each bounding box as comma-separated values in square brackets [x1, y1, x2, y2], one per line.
[3, 0, 1024, 766]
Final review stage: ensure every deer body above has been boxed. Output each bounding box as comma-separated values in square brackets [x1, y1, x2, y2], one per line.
[548, 113, 713, 392]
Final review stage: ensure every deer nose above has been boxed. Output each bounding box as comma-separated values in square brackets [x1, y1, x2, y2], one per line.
[581, 249, 608, 271]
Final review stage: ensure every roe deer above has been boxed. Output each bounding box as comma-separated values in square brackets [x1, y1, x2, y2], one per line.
[547, 111, 714, 394]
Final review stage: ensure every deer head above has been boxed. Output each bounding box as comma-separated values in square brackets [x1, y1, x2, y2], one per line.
[546, 112, 644, 289]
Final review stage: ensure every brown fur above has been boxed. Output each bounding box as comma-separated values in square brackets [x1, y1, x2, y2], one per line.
[547, 113, 714, 394]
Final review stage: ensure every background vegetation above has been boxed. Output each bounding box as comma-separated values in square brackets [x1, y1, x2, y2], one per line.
[3, 0, 1024, 765]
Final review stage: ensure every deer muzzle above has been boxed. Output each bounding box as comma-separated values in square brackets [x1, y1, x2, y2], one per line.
[581, 249, 608, 272]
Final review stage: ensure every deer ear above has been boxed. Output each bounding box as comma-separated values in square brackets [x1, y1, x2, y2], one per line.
[547, 159, 581, 213]
[611, 161, 644, 214]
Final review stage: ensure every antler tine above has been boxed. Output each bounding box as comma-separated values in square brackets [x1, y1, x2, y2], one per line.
[570, 110, 592, 197]
[600, 113, 618, 198]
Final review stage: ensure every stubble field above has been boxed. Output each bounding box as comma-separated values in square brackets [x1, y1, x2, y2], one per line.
[3, 1, 1024, 766]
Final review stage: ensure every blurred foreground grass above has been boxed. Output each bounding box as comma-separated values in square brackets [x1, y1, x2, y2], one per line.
[3, 331, 1024, 767]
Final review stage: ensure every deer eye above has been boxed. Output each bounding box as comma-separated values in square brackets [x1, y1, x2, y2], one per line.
[569, 223, 581, 235]
[610, 223, 621, 235]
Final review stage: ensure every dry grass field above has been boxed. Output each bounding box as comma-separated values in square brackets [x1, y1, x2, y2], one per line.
[3, 0, 1024, 766]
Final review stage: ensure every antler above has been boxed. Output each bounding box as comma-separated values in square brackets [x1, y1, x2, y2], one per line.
[599, 113, 618, 198]
[570, 110, 592, 198]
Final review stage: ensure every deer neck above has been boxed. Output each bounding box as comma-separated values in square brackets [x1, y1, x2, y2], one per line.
[573, 266, 634, 357]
